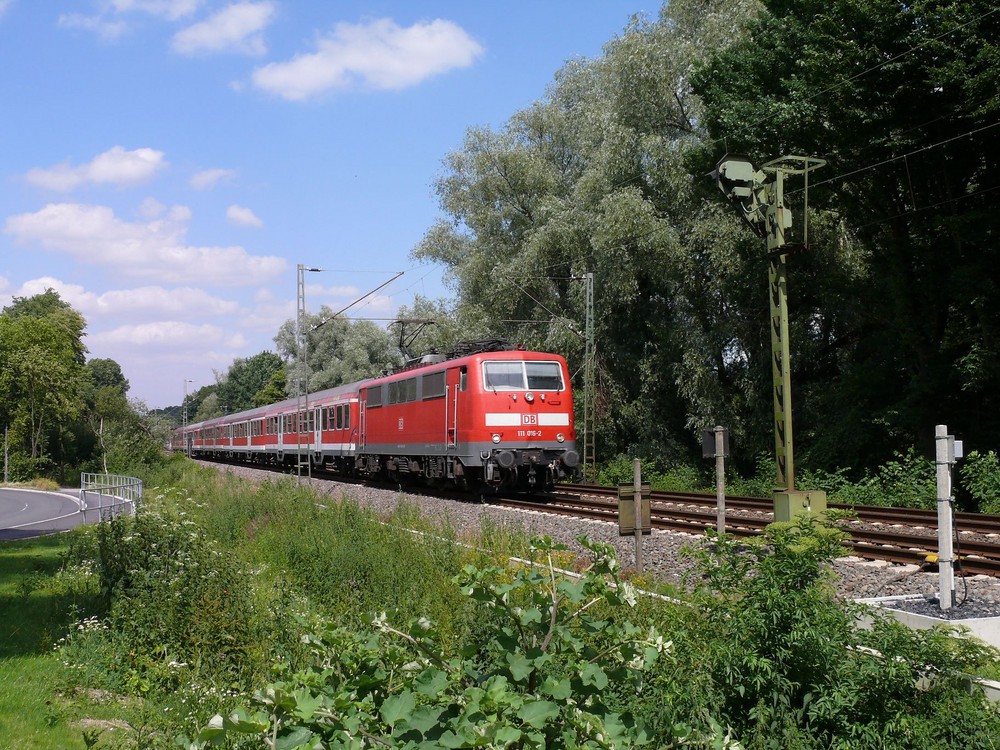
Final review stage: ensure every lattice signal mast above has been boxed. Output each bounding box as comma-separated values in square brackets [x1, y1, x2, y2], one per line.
[712, 155, 827, 521]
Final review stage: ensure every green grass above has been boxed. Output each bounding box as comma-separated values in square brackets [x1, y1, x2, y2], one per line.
[0, 534, 128, 750]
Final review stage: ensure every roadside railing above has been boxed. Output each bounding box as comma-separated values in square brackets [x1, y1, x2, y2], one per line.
[80, 473, 143, 518]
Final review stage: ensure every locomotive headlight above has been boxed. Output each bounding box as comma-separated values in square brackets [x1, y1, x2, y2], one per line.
[556, 433, 565, 443]
[524, 392, 534, 403]
[491, 433, 502, 444]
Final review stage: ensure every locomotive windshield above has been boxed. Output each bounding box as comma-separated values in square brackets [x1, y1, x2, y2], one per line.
[483, 360, 564, 391]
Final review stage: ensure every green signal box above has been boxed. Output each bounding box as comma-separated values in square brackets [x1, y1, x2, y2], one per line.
[618, 484, 651, 535]
[773, 490, 827, 523]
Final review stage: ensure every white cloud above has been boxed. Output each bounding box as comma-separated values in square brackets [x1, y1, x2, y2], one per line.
[138, 197, 166, 218]
[59, 1, 201, 39]
[252, 18, 484, 101]
[92, 321, 244, 348]
[110, 0, 203, 19]
[226, 204, 264, 228]
[58, 12, 129, 40]
[8, 276, 240, 320]
[172, 1, 275, 56]
[4, 202, 286, 286]
[190, 167, 235, 190]
[25, 146, 167, 192]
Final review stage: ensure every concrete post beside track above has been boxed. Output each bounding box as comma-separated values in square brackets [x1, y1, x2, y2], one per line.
[633, 458, 643, 575]
[935, 425, 955, 610]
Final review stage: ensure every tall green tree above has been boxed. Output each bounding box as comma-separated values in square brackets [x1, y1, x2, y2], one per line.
[692, 0, 1000, 468]
[0, 293, 88, 471]
[215, 351, 284, 414]
[414, 0, 769, 465]
[86, 358, 130, 394]
[274, 309, 402, 393]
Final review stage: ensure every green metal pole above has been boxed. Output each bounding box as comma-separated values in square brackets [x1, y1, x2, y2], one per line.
[768, 251, 794, 492]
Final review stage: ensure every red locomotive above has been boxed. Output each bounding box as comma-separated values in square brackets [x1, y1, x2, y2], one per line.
[172, 342, 580, 492]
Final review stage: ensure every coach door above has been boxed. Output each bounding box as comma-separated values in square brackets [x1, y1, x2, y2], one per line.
[445, 366, 465, 448]
[358, 387, 367, 450]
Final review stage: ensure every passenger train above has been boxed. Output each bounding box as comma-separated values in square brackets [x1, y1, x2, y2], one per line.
[171, 342, 580, 492]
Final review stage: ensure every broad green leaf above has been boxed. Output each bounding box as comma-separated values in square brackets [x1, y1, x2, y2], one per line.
[414, 667, 449, 698]
[406, 706, 445, 734]
[540, 677, 572, 700]
[275, 727, 316, 750]
[291, 689, 324, 720]
[494, 725, 523, 746]
[507, 652, 534, 682]
[517, 699, 560, 729]
[381, 690, 416, 726]
[579, 663, 609, 690]
[224, 708, 269, 733]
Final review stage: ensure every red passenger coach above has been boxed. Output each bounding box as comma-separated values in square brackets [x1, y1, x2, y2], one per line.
[173, 343, 579, 493]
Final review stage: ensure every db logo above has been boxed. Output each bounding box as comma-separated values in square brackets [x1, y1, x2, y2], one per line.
[398, 418, 404, 431]
[522, 414, 538, 425]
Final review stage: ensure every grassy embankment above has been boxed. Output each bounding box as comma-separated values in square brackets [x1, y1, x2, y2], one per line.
[0, 462, 548, 748]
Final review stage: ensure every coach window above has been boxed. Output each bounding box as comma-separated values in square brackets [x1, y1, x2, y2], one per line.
[344, 404, 351, 429]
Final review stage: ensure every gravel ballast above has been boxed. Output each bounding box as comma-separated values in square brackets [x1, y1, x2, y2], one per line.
[205, 462, 1000, 621]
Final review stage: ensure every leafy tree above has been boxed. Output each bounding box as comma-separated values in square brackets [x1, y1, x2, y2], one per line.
[182, 383, 218, 426]
[192, 392, 225, 423]
[215, 351, 283, 414]
[253, 366, 287, 408]
[392, 295, 474, 360]
[413, 0, 769, 467]
[5, 288, 87, 365]
[273, 308, 402, 394]
[0, 294, 88, 469]
[691, 0, 1000, 469]
[86, 357, 129, 394]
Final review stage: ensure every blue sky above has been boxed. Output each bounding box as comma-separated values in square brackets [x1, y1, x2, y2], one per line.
[0, 0, 655, 408]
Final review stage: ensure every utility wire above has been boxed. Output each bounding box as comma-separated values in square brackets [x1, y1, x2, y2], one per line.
[789, 120, 1000, 196]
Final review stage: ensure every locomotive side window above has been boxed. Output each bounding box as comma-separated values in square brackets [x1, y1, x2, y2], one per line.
[422, 371, 446, 399]
[366, 386, 383, 408]
[389, 378, 417, 404]
[526, 362, 563, 390]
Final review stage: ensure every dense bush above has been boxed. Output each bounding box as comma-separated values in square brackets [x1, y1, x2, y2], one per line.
[51, 466, 1000, 749]
[597, 454, 707, 491]
[184, 536, 685, 750]
[960, 450, 1000, 514]
[801, 449, 937, 509]
[640, 516, 1000, 749]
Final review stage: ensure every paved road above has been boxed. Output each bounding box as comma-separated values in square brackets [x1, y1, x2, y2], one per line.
[0, 487, 88, 541]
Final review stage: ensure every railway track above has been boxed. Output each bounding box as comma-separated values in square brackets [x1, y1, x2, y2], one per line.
[494, 484, 1000, 578]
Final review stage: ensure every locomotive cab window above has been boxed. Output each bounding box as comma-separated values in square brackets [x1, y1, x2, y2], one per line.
[483, 361, 564, 391]
[526, 362, 563, 391]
